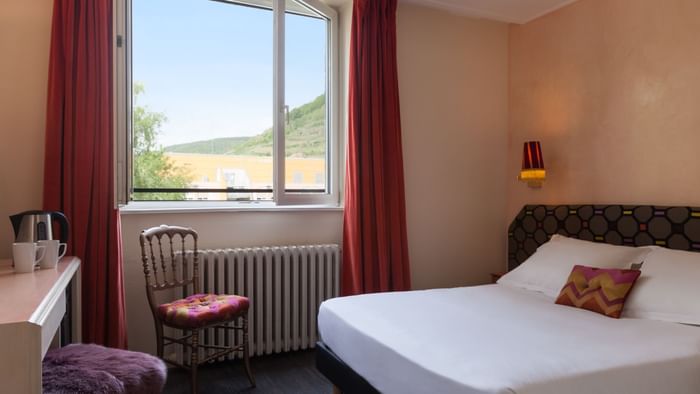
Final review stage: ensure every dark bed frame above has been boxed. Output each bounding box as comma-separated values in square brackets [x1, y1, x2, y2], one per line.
[315, 341, 379, 394]
[315, 204, 700, 393]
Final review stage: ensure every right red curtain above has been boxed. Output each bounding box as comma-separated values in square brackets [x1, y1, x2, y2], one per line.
[342, 0, 411, 295]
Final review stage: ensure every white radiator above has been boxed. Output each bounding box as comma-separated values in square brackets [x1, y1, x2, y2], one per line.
[187, 244, 341, 359]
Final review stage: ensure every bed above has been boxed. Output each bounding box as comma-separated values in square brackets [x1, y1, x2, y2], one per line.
[315, 204, 700, 394]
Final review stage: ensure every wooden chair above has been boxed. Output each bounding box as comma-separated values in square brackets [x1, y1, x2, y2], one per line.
[139, 225, 255, 393]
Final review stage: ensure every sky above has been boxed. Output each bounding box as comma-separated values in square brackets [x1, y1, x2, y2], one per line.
[132, 0, 327, 146]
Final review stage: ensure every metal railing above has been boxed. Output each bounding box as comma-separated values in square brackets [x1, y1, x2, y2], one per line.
[132, 187, 325, 194]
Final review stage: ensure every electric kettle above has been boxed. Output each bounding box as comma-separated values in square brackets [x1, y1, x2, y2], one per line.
[9, 210, 70, 243]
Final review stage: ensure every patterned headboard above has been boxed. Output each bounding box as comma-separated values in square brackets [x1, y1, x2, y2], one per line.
[508, 205, 700, 271]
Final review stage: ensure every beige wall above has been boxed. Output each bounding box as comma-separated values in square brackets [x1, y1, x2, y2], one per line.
[508, 0, 700, 219]
[397, 4, 510, 289]
[0, 0, 53, 257]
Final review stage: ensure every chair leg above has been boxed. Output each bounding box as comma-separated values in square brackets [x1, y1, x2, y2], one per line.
[191, 331, 199, 394]
[242, 314, 255, 387]
[155, 323, 164, 359]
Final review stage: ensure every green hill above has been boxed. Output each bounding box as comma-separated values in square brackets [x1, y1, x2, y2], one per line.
[164, 94, 326, 158]
[165, 136, 250, 154]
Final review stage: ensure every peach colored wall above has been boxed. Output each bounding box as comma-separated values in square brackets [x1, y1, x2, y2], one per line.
[508, 0, 700, 221]
[397, 4, 510, 289]
[0, 0, 53, 257]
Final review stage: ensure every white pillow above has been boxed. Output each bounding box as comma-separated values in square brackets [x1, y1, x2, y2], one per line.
[623, 247, 700, 325]
[498, 235, 653, 298]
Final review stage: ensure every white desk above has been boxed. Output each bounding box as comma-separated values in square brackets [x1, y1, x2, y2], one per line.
[0, 256, 81, 393]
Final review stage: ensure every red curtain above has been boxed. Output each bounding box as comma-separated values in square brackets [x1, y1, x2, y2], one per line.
[343, 0, 411, 295]
[44, 0, 127, 349]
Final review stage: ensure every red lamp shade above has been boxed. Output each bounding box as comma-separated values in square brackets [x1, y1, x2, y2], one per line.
[519, 141, 546, 187]
[522, 141, 544, 170]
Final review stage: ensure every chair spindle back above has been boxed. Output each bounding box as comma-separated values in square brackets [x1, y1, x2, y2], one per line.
[139, 225, 200, 298]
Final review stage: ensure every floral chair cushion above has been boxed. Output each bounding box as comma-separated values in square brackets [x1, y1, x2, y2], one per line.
[157, 293, 249, 329]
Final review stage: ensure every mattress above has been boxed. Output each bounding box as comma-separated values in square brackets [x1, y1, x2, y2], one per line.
[318, 285, 700, 394]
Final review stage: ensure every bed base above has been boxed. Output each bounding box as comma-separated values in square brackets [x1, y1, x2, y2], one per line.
[316, 341, 380, 394]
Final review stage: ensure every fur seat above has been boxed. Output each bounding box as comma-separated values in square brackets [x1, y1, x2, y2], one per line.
[43, 344, 167, 394]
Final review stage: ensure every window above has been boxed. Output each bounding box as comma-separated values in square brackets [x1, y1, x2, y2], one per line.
[114, 0, 339, 206]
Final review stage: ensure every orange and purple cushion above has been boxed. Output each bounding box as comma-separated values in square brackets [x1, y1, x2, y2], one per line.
[555, 265, 641, 318]
[157, 294, 249, 329]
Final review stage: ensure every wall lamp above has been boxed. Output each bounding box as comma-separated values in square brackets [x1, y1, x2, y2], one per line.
[519, 141, 546, 188]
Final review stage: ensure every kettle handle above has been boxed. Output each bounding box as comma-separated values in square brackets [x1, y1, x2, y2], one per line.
[9, 213, 22, 238]
[50, 211, 70, 244]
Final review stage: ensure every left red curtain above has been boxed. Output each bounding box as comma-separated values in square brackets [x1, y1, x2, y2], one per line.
[44, 0, 128, 349]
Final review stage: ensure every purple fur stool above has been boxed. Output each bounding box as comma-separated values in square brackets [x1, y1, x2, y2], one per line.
[43, 343, 167, 394]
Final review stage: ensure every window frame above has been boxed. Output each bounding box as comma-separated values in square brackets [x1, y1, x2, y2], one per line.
[113, 0, 340, 208]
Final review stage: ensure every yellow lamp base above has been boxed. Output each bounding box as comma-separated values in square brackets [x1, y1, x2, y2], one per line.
[519, 169, 546, 188]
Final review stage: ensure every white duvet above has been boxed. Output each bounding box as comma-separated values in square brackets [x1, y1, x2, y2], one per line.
[318, 285, 700, 394]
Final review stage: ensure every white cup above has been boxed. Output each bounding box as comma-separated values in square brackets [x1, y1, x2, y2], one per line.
[12, 242, 46, 273]
[37, 240, 67, 269]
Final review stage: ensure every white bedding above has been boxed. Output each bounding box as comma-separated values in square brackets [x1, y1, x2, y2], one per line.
[318, 285, 700, 394]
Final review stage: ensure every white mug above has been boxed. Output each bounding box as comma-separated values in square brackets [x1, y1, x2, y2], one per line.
[38, 240, 67, 269]
[13, 242, 46, 273]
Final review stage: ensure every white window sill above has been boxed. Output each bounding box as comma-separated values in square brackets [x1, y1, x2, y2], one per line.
[119, 201, 344, 215]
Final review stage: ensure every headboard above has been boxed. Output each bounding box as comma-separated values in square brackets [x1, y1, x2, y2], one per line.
[508, 205, 700, 271]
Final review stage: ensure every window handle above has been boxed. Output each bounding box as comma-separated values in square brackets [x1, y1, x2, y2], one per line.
[284, 105, 290, 125]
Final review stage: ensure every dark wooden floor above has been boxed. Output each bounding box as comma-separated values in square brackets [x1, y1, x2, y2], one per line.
[163, 350, 332, 394]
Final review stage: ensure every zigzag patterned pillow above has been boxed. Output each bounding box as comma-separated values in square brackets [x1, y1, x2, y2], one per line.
[555, 265, 641, 318]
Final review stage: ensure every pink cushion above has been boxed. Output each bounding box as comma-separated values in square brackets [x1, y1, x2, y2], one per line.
[555, 265, 641, 318]
[158, 293, 249, 329]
